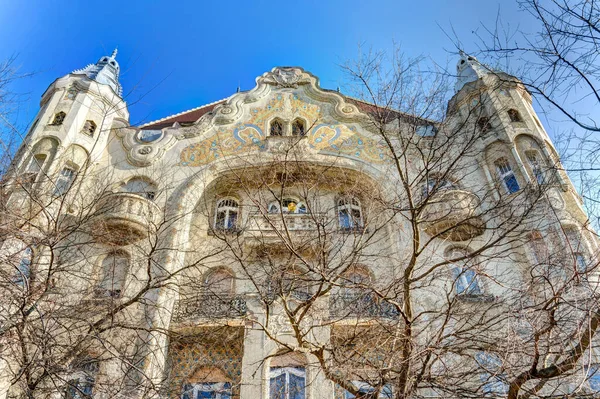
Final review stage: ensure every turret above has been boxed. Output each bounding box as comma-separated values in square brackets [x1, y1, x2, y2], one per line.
[9, 49, 129, 196]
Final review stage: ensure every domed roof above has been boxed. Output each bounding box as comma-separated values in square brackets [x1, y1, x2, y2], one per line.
[72, 49, 122, 96]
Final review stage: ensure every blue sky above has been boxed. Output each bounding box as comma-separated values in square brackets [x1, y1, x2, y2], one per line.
[0, 0, 531, 128]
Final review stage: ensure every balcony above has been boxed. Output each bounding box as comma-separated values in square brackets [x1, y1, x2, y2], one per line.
[419, 189, 485, 241]
[93, 192, 161, 245]
[172, 293, 247, 325]
[329, 293, 400, 320]
[245, 212, 325, 243]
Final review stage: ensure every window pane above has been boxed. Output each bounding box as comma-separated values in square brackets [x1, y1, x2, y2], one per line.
[339, 209, 351, 229]
[227, 211, 237, 229]
[216, 211, 227, 229]
[289, 373, 306, 399]
[270, 374, 286, 399]
[504, 174, 520, 193]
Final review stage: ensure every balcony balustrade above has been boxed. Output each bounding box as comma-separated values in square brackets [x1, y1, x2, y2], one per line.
[173, 293, 247, 324]
[93, 192, 161, 245]
[329, 293, 400, 320]
[245, 212, 325, 242]
[419, 189, 485, 241]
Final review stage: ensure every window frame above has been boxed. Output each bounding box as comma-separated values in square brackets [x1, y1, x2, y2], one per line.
[82, 120, 97, 137]
[267, 198, 307, 214]
[181, 382, 232, 399]
[525, 150, 545, 184]
[214, 198, 240, 231]
[270, 119, 284, 137]
[291, 119, 306, 137]
[51, 111, 66, 126]
[53, 165, 78, 197]
[494, 158, 520, 194]
[337, 197, 364, 231]
[507, 108, 522, 123]
[269, 366, 306, 399]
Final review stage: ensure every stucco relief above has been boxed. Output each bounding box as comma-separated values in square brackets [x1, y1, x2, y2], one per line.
[180, 94, 390, 167]
[119, 67, 384, 167]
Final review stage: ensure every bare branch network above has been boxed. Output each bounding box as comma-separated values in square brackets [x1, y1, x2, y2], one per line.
[0, 46, 598, 399]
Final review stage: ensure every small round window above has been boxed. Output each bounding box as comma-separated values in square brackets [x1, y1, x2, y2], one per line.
[137, 130, 163, 143]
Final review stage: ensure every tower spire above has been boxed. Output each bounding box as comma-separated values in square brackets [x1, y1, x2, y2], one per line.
[72, 49, 123, 96]
[455, 52, 491, 93]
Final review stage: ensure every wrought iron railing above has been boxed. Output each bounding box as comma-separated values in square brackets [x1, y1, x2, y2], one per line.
[173, 293, 247, 323]
[329, 293, 400, 319]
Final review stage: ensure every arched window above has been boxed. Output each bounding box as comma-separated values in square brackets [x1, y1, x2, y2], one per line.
[449, 248, 482, 295]
[291, 119, 306, 136]
[181, 367, 232, 399]
[337, 197, 363, 230]
[494, 158, 520, 194]
[270, 119, 284, 136]
[65, 357, 99, 399]
[204, 268, 234, 295]
[53, 164, 78, 197]
[268, 198, 307, 214]
[51, 111, 66, 126]
[99, 252, 129, 297]
[270, 352, 306, 399]
[507, 109, 522, 122]
[525, 151, 544, 184]
[476, 116, 492, 133]
[121, 177, 157, 201]
[82, 120, 97, 137]
[214, 198, 239, 230]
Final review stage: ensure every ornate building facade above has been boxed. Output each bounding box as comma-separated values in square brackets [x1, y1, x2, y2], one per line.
[0, 50, 598, 399]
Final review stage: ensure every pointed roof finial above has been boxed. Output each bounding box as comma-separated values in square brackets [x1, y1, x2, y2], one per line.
[72, 49, 123, 96]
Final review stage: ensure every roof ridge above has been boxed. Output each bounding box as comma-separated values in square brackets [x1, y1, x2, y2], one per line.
[138, 96, 230, 128]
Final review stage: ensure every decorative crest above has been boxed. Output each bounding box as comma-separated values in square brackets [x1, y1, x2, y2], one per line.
[261, 67, 311, 88]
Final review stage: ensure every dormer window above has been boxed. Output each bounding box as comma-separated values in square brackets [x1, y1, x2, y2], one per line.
[51, 112, 66, 126]
[507, 109, 522, 123]
[291, 119, 306, 136]
[82, 121, 96, 137]
[270, 119, 284, 136]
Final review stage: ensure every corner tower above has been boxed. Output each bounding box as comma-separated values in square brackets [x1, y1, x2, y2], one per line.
[9, 49, 129, 193]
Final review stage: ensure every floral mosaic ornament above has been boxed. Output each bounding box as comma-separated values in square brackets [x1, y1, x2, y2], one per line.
[180, 94, 390, 167]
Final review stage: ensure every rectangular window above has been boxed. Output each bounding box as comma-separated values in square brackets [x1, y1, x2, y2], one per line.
[53, 166, 77, 197]
[495, 159, 520, 194]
